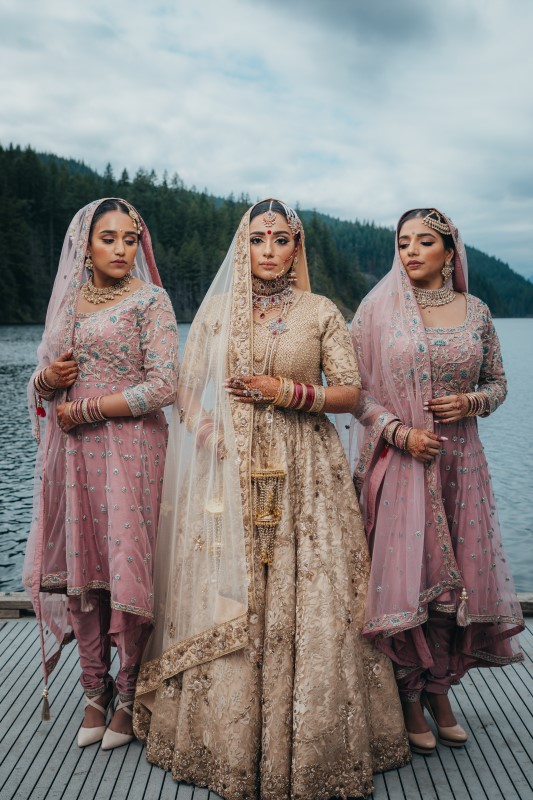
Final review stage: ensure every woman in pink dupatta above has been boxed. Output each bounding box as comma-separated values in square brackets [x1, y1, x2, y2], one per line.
[351, 208, 523, 755]
[24, 198, 178, 749]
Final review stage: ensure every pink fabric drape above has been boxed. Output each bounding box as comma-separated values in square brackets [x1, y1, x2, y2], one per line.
[350, 209, 523, 668]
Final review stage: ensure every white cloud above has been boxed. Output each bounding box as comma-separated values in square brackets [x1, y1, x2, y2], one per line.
[1, 0, 532, 277]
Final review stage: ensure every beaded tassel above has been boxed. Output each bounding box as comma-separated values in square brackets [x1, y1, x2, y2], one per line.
[251, 468, 285, 565]
[456, 587, 470, 627]
[41, 686, 51, 721]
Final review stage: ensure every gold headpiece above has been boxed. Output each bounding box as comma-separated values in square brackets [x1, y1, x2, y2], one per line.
[280, 201, 302, 237]
[261, 200, 302, 237]
[120, 199, 143, 236]
[262, 201, 277, 228]
[422, 210, 450, 236]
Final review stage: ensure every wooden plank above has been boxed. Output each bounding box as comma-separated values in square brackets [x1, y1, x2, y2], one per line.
[395, 762, 424, 800]
[42, 651, 120, 800]
[175, 781, 194, 799]
[453, 673, 522, 800]
[1, 619, 533, 800]
[473, 669, 533, 794]
[517, 592, 533, 615]
[0, 619, 34, 671]
[0, 609, 22, 619]
[0, 592, 34, 612]
[112, 739, 153, 800]
[137, 761, 169, 800]
[451, 680, 507, 800]
[192, 788, 209, 800]
[0, 623, 46, 706]
[0, 644, 81, 799]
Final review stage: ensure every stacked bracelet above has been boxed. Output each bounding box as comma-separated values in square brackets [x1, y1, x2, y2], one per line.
[464, 392, 489, 417]
[394, 424, 413, 451]
[273, 377, 326, 414]
[382, 421, 412, 451]
[68, 397, 106, 426]
[34, 369, 56, 399]
[382, 420, 401, 446]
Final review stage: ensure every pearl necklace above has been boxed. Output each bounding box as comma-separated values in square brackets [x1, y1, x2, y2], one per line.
[81, 272, 133, 305]
[412, 284, 455, 308]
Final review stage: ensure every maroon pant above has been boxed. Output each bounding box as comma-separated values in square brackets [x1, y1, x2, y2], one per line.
[394, 611, 460, 700]
[69, 590, 151, 701]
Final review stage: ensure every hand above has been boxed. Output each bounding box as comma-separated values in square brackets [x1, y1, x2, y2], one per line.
[56, 402, 78, 433]
[406, 428, 446, 463]
[425, 394, 470, 424]
[46, 350, 78, 390]
[224, 375, 279, 404]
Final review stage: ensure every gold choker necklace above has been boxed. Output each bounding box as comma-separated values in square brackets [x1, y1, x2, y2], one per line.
[412, 284, 455, 308]
[81, 273, 133, 305]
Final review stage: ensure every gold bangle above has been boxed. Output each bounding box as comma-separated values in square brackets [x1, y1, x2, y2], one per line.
[309, 385, 326, 413]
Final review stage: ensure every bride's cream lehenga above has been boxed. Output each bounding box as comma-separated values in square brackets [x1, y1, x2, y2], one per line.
[133, 203, 410, 800]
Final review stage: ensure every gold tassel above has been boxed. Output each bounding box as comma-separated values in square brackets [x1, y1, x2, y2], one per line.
[41, 686, 51, 721]
[251, 468, 285, 565]
[456, 587, 470, 627]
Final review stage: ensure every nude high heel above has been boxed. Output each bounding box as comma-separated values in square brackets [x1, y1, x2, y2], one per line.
[77, 688, 116, 747]
[100, 698, 135, 750]
[423, 695, 468, 747]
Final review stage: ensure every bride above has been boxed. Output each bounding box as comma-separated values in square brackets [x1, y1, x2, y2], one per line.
[133, 199, 410, 799]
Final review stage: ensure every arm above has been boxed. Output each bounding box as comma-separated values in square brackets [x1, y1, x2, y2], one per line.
[318, 297, 361, 413]
[426, 304, 506, 423]
[57, 290, 178, 431]
[477, 307, 507, 414]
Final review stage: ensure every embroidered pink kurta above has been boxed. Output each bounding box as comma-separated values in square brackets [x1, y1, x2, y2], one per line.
[40, 284, 178, 631]
[356, 294, 522, 669]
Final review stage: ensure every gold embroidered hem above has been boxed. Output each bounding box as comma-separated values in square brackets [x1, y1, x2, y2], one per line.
[136, 615, 249, 696]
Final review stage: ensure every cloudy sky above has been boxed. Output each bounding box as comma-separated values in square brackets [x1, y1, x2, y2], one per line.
[1, 0, 532, 277]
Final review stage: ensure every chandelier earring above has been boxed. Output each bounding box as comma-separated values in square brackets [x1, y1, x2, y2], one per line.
[441, 259, 454, 282]
[286, 251, 299, 284]
[84, 252, 94, 273]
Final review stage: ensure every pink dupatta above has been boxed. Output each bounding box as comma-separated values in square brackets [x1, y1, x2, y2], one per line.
[351, 211, 469, 637]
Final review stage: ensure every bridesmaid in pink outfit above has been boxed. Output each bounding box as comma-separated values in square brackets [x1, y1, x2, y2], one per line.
[24, 198, 178, 749]
[351, 208, 523, 755]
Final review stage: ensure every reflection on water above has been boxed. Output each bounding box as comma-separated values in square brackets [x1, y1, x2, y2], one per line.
[0, 321, 531, 592]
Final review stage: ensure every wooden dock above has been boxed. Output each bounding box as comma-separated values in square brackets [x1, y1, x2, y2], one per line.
[0, 618, 532, 800]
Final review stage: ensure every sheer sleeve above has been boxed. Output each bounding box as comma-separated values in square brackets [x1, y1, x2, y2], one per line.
[350, 304, 398, 431]
[477, 303, 507, 416]
[319, 297, 361, 387]
[123, 287, 179, 416]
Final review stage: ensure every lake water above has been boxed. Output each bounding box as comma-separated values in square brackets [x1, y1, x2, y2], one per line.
[0, 320, 531, 592]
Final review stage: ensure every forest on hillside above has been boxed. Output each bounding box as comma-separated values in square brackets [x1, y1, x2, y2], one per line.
[1, 143, 532, 323]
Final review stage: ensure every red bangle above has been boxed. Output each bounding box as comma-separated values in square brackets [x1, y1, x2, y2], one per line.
[301, 384, 316, 412]
[289, 382, 303, 409]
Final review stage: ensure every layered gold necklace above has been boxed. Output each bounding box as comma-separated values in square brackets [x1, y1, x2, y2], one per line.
[412, 284, 455, 308]
[81, 273, 133, 305]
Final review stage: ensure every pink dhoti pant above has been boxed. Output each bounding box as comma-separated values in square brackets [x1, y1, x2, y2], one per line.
[392, 611, 460, 701]
[69, 590, 151, 701]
